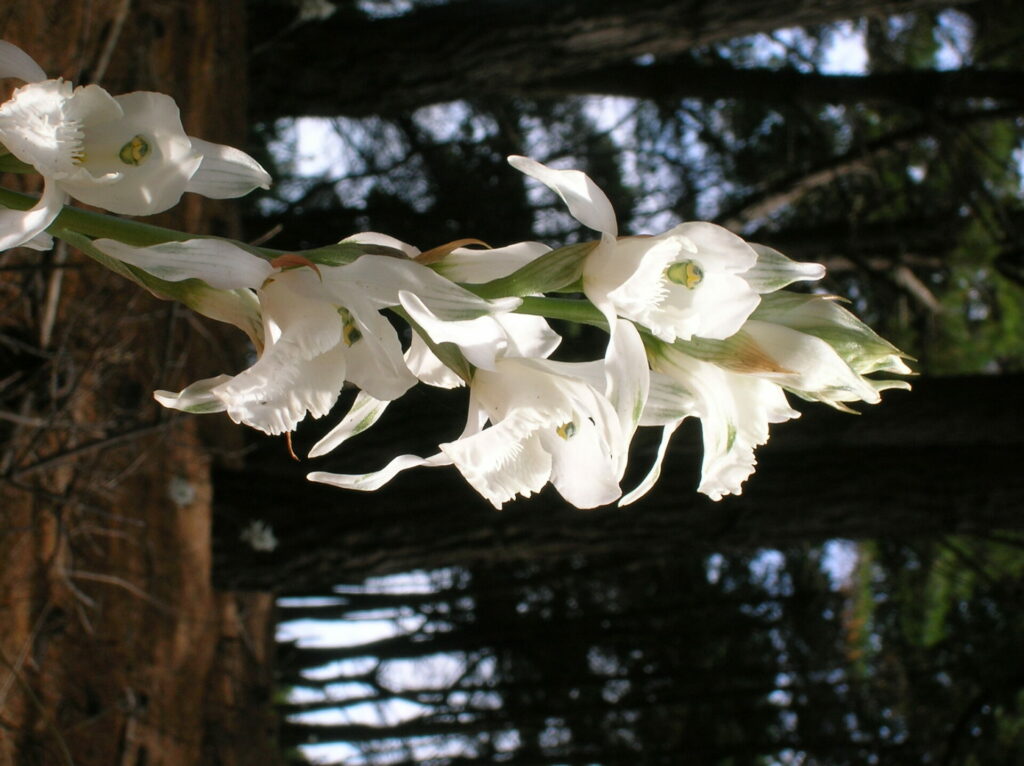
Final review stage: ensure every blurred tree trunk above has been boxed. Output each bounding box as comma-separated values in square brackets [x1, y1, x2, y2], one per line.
[250, 0, 980, 118]
[0, 4, 281, 765]
[213, 375, 1024, 592]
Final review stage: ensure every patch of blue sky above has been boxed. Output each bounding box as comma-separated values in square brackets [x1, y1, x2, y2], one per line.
[305, 732, 491, 765]
[820, 22, 867, 74]
[934, 10, 975, 69]
[290, 695, 432, 727]
[376, 651, 470, 691]
[277, 611, 425, 649]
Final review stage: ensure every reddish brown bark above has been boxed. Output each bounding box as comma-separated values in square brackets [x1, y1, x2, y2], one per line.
[0, 4, 281, 765]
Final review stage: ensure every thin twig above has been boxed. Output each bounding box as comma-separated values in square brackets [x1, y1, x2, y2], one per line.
[4, 419, 180, 481]
[0, 644, 76, 766]
[0, 602, 52, 709]
[39, 240, 67, 349]
[90, 0, 133, 86]
[66, 570, 175, 615]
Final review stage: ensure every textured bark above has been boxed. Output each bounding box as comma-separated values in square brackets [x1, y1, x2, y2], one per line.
[249, 0, 979, 119]
[0, 5, 281, 766]
[213, 375, 1024, 592]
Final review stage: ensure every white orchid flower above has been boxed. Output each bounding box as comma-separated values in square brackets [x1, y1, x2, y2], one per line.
[623, 346, 801, 504]
[95, 236, 523, 436]
[509, 155, 777, 342]
[309, 321, 649, 509]
[0, 40, 270, 251]
[408, 240, 562, 389]
[626, 296, 911, 503]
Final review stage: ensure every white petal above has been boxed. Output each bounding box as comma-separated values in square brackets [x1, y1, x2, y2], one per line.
[184, 285, 263, 346]
[473, 361, 574, 423]
[93, 238, 274, 289]
[498, 313, 561, 360]
[400, 289, 507, 371]
[185, 137, 271, 198]
[440, 412, 552, 509]
[433, 241, 551, 283]
[751, 292, 910, 376]
[619, 419, 684, 506]
[404, 332, 465, 389]
[685, 271, 762, 340]
[743, 320, 881, 403]
[601, 236, 678, 323]
[308, 451, 451, 492]
[603, 320, 649, 442]
[262, 270, 343, 358]
[508, 155, 618, 237]
[540, 411, 622, 508]
[308, 391, 390, 458]
[0, 180, 64, 251]
[332, 254, 519, 318]
[0, 41, 46, 83]
[20, 231, 55, 250]
[0, 80, 103, 177]
[341, 232, 420, 258]
[219, 342, 347, 435]
[675, 222, 758, 273]
[641, 372, 696, 426]
[339, 296, 418, 400]
[657, 348, 799, 501]
[154, 374, 233, 414]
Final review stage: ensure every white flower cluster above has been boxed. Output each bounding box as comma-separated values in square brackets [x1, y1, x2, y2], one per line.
[0, 41, 911, 509]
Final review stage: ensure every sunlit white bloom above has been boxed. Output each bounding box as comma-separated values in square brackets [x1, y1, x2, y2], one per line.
[624, 346, 801, 504]
[309, 322, 649, 509]
[749, 291, 914, 380]
[96, 236, 521, 435]
[507, 156, 818, 342]
[626, 297, 912, 502]
[0, 40, 270, 250]
[408, 240, 561, 389]
[310, 241, 564, 455]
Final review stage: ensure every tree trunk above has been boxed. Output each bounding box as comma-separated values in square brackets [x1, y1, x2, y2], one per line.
[212, 374, 1023, 592]
[249, 0, 978, 119]
[0, 5, 281, 765]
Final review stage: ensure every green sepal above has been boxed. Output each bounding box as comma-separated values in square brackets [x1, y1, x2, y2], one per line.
[56, 229, 263, 344]
[667, 332, 792, 375]
[300, 242, 410, 267]
[470, 241, 596, 300]
[752, 292, 913, 374]
[744, 243, 826, 293]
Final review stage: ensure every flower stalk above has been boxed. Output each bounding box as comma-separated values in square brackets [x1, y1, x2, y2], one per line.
[0, 36, 912, 510]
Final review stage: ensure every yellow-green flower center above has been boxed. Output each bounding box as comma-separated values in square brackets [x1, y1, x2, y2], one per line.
[118, 134, 151, 166]
[338, 307, 362, 346]
[665, 260, 704, 289]
[556, 421, 576, 440]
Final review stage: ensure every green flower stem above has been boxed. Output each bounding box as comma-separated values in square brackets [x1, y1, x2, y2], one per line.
[0, 186, 403, 267]
[0, 186, 196, 247]
[515, 295, 607, 330]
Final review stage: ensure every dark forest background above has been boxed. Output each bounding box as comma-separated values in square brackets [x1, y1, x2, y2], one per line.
[222, 0, 1024, 764]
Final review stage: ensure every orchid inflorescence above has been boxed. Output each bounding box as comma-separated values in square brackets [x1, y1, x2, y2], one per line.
[0, 40, 911, 509]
